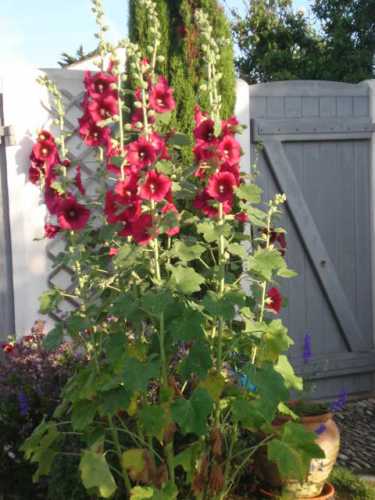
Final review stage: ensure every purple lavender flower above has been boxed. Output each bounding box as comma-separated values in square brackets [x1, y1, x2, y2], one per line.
[329, 389, 348, 413]
[314, 424, 326, 435]
[303, 333, 312, 364]
[18, 391, 29, 417]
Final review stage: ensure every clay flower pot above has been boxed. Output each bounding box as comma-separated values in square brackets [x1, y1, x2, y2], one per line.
[283, 413, 340, 498]
[255, 411, 340, 498]
[259, 482, 335, 499]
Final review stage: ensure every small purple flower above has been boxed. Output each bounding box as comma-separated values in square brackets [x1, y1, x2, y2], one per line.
[18, 391, 29, 417]
[303, 333, 312, 364]
[329, 389, 348, 413]
[314, 424, 326, 435]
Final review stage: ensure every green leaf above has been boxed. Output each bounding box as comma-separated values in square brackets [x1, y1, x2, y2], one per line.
[171, 388, 213, 436]
[32, 448, 58, 482]
[72, 400, 97, 431]
[236, 184, 262, 203]
[227, 242, 247, 258]
[156, 111, 172, 125]
[169, 266, 205, 295]
[99, 388, 131, 416]
[197, 221, 231, 243]
[199, 372, 226, 401]
[43, 324, 64, 351]
[141, 290, 175, 317]
[80, 450, 117, 498]
[139, 405, 167, 440]
[260, 320, 294, 362]
[168, 132, 192, 146]
[171, 240, 206, 262]
[123, 357, 160, 392]
[203, 290, 246, 321]
[248, 248, 285, 281]
[39, 289, 61, 314]
[267, 421, 325, 482]
[130, 486, 154, 499]
[109, 156, 125, 168]
[274, 355, 303, 391]
[114, 244, 140, 269]
[170, 308, 205, 342]
[277, 267, 298, 278]
[180, 341, 212, 379]
[122, 449, 145, 476]
[174, 444, 201, 482]
[156, 160, 174, 175]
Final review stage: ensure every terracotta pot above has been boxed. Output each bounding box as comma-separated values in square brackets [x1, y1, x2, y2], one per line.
[258, 482, 335, 499]
[283, 413, 340, 498]
[255, 412, 340, 498]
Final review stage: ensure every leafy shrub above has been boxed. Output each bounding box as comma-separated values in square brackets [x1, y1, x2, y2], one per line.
[330, 466, 375, 500]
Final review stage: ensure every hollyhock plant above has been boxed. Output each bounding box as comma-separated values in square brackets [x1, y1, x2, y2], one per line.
[44, 223, 60, 239]
[57, 196, 90, 231]
[24, 3, 325, 500]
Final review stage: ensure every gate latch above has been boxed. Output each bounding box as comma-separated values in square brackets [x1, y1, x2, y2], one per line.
[0, 123, 16, 146]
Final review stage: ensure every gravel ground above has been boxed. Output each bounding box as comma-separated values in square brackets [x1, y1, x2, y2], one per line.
[335, 398, 375, 474]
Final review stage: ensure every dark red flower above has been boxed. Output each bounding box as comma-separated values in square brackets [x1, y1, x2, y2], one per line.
[193, 189, 232, 218]
[45, 186, 63, 215]
[140, 171, 172, 202]
[221, 116, 240, 136]
[162, 203, 180, 236]
[29, 160, 43, 184]
[105, 191, 125, 224]
[267, 287, 283, 314]
[75, 166, 85, 195]
[130, 213, 155, 246]
[194, 105, 208, 126]
[149, 76, 176, 113]
[207, 171, 237, 203]
[37, 130, 55, 143]
[2, 343, 14, 353]
[114, 173, 139, 197]
[194, 118, 216, 143]
[87, 95, 119, 123]
[127, 136, 158, 170]
[84, 71, 117, 99]
[32, 139, 59, 166]
[149, 133, 170, 160]
[57, 196, 90, 231]
[218, 135, 241, 165]
[193, 141, 219, 164]
[44, 223, 60, 239]
[235, 212, 249, 223]
[271, 231, 287, 256]
[109, 247, 119, 257]
[78, 113, 111, 147]
[219, 162, 241, 185]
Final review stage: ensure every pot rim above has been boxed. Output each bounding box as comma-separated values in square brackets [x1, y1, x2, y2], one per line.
[259, 482, 335, 499]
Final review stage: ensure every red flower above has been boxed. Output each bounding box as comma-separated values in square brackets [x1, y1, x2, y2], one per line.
[207, 171, 237, 203]
[218, 135, 241, 165]
[84, 71, 117, 99]
[130, 213, 155, 245]
[45, 186, 63, 215]
[267, 287, 283, 314]
[37, 130, 55, 143]
[194, 118, 216, 143]
[149, 76, 176, 113]
[221, 116, 240, 136]
[105, 191, 125, 224]
[149, 133, 170, 160]
[75, 166, 85, 195]
[271, 231, 287, 256]
[193, 189, 232, 218]
[29, 160, 44, 184]
[114, 173, 139, 197]
[162, 203, 180, 236]
[79, 113, 111, 147]
[57, 196, 90, 231]
[140, 171, 172, 202]
[44, 223, 60, 239]
[127, 136, 158, 170]
[2, 343, 14, 353]
[109, 247, 119, 257]
[31, 139, 59, 166]
[194, 105, 208, 126]
[87, 95, 119, 123]
[219, 162, 241, 185]
[235, 212, 249, 223]
[193, 141, 219, 164]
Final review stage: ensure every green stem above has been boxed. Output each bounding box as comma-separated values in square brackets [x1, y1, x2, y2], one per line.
[108, 417, 132, 494]
[216, 203, 226, 374]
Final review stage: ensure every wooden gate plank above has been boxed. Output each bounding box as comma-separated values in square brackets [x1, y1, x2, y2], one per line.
[263, 138, 367, 352]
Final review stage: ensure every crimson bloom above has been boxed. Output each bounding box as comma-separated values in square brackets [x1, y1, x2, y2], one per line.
[78, 113, 111, 147]
[44, 223, 61, 239]
[127, 136, 158, 170]
[193, 140, 219, 164]
[194, 118, 216, 143]
[84, 71, 117, 99]
[221, 116, 240, 136]
[218, 135, 241, 165]
[87, 95, 119, 123]
[162, 203, 180, 236]
[219, 162, 241, 185]
[149, 76, 176, 113]
[37, 130, 56, 143]
[267, 287, 283, 314]
[140, 171, 172, 202]
[45, 186, 63, 215]
[130, 213, 155, 246]
[31, 139, 59, 166]
[75, 166, 85, 195]
[57, 196, 90, 231]
[193, 189, 232, 218]
[207, 171, 237, 203]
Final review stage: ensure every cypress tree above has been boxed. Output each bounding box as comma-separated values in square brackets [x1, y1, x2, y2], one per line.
[129, 0, 236, 160]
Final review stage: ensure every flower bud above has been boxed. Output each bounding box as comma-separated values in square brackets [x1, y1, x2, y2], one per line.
[134, 101, 143, 109]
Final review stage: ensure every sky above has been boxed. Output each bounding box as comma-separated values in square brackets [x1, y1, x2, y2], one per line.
[0, 0, 311, 69]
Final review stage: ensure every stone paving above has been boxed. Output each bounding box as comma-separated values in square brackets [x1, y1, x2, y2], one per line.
[335, 398, 375, 473]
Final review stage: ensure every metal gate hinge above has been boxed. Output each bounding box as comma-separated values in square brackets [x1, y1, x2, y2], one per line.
[0, 123, 16, 146]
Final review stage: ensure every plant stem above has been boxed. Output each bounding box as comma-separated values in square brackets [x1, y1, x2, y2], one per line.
[216, 203, 226, 374]
[108, 417, 132, 494]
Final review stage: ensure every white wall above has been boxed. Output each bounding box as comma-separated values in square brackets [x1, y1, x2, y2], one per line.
[1, 66, 51, 336]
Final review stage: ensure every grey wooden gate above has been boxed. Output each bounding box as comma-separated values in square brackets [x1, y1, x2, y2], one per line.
[0, 94, 15, 338]
[250, 81, 375, 398]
